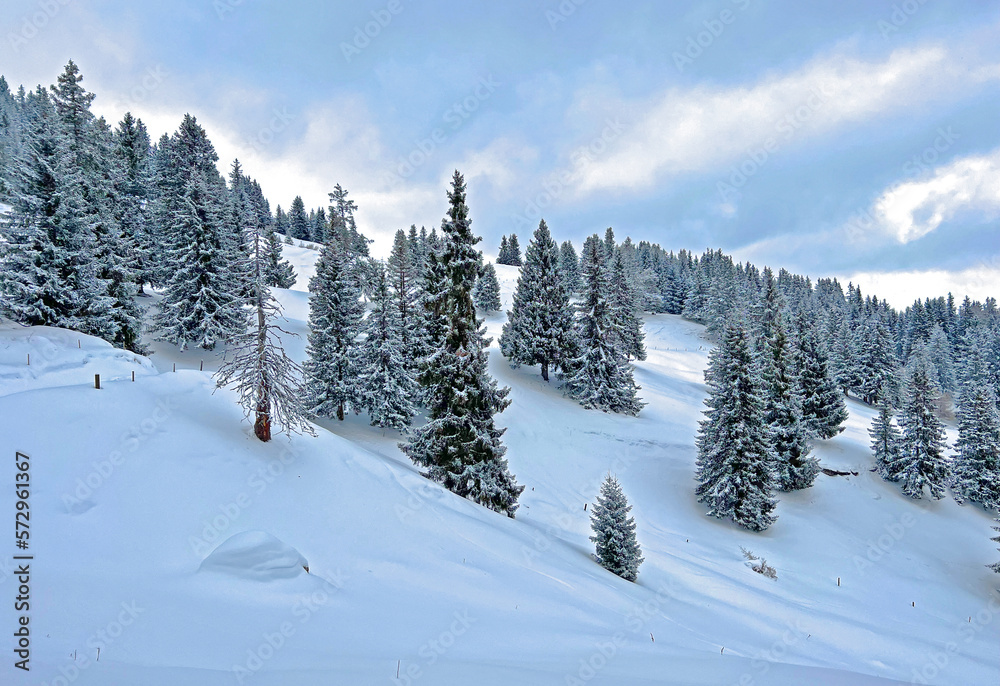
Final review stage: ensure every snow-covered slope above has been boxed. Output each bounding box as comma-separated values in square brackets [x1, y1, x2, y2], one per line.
[0, 259, 996, 685]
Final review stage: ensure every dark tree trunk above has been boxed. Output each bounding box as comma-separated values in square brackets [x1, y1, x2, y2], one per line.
[541, 360, 549, 382]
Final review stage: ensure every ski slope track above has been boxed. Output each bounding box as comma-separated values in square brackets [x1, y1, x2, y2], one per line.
[0, 255, 996, 685]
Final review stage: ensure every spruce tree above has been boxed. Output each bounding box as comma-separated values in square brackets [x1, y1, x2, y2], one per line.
[358, 264, 420, 431]
[507, 233, 522, 266]
[564, 235, 643, 415]
[401, 171, 523, 517]
[0, 86, 113, 338]
[792, 311, 848, 439]
[870, 395, 902, 481]
[765, 316, 818, 491]
[608, 251, 646, 361]
[590, 474, 643, 582]
[153, 115, 241, 350]
[303, 239, 364, 421]
[499, 219, 577, 381]
[473, 262, 502, 314]
[895, 358, 950, 499]
[952, 383, 1000, 509]
[497, 234, 510, 264]
[695, 318, 778, 532]
[558, 239, 581, 295]
[288, 196, 310, 241]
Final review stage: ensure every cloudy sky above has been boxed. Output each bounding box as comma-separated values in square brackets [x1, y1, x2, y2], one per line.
[2, 0, 998, 307]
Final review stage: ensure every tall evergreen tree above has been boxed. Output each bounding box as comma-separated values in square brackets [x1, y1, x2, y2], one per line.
[401, 171, 523, 517]
[791, 311, 848, 439]
[765, 315, 818, 491]
[952, 383, 1000, 509]
[288, 195, 309, 241]
[497, 234, 510, 264]
[303, 239, 364, 421]
[590, 474, 643, 582]
[608, 251, 646, 361]
[357, 264, 420, 431]
[895, 358, 950, 499]
[695, 318, 778, 532]
[870, 395, 903, 481]
[564, 235, 643, 415]
[558, 239, 581, 295]
[473, 262, 502, 314]
[507, 233, 522, 266]
[0, 86, 113, 338]
[387, 228, 421, 375]
[153, 115, 241, 350]
[499, 219, 578, 381]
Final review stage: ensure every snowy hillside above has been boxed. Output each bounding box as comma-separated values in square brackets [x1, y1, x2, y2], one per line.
[0, 258, 997, 686]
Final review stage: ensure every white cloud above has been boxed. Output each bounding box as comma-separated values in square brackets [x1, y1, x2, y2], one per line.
[575, 45, 996, 193]
[871, 148, 1000, 243]
[842, 264, 1000, 309]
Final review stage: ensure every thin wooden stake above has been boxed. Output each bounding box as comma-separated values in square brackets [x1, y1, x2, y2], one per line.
[78, 339, 81, 348]
[396, 660, 400, 678]
[132, 370, 135, 382]
[94, 374, 100, 390]
[96, 647, 100, 661]
[837, 577, 840, 587]
[200, 360, 204, 371]
[26, 353, 29, 365]
[173, 362, 176, 373]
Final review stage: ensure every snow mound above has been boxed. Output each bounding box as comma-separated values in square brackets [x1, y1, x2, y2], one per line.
[198, 531, 310, 581]
[0, 321, 156, 397]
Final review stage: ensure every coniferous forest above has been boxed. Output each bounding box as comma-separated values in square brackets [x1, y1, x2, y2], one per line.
[2, 62, 999, 571]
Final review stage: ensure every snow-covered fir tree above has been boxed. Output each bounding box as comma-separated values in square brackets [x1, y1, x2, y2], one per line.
[153, 115, 242, 350]
[303, 238, 364, 421]
[0, 85, 113, 338]
[473, 261, 502, 314]
[357, 264, 420, 431]
[214, 177, 314, 442]
[590, 474, 643, 582]
[791, 311, 848, 439]
[288, 195, 310, 241]
[499, 219, 578, 381]
[497, 235, 510, 264]
[869, 394, 902, 481]
[401, 171, 524, 517]
[387, 228, 421, 370]
[558, 239, 581, 295]
[564, 235, 644, 415]
[895, 356, 950, 499]
[507, 233, 522, 266]
[608, 250, 646, 361]
[695, 318, 778, 532]
[952, 356, 1000, 509]
[764, 315, 818, 491]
